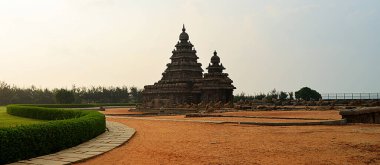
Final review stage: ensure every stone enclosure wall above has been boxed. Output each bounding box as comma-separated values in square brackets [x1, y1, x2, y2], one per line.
[340, 107, 380, 124]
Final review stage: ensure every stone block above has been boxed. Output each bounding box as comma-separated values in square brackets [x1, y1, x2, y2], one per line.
[340, 107, 380, 123]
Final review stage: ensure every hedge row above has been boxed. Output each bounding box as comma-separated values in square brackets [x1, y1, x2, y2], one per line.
[21, 103, 139, 108]
[0, 105, 106, 164]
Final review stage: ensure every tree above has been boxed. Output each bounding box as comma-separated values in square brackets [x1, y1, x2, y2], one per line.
[55, 89, 75, 104]
[288, 92, 294, 100]
[130, 87, 143, 103]
[295, 87, 321, 101]
[0, 81, 139, 105]
[279, 91, 288, 100]
[254, 93, 266, 100]
[266, 89, 278, 100]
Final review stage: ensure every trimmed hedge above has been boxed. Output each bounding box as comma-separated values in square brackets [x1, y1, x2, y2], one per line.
[21, 103, 139, 109]
[0, 105, 106, 164]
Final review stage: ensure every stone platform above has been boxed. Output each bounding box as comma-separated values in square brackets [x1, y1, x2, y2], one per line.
[340, 107, 380, 124]
[108, 115, 346, 126]
[134, 108, 198, 115]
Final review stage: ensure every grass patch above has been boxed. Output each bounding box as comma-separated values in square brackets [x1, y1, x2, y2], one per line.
[0, 106, 46, 128]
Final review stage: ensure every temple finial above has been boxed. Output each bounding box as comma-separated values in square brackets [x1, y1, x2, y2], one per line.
[182, 24, 186, 32]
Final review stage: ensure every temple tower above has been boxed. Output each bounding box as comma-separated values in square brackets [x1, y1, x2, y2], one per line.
[160, 25, 203, 83]
[201, 51, 235, 103]
[142, 25, 204, 106]
[142, 25, 236, 108]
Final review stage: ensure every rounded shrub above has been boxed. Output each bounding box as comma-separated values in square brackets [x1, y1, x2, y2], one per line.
[21, 103, 139, 109]
[295, 87, 322, 101]
[0, 105, 106, 164]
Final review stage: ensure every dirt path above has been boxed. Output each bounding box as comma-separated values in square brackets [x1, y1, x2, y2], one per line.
[76, 117, 380, 165]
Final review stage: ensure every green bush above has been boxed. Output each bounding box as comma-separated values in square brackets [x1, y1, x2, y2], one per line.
[6, 105, 82, 120]
[21, 104, 98, 109]
[0, 105, 106, 164]
[21, 103, 139, 109]
[295, 87, 322, 101]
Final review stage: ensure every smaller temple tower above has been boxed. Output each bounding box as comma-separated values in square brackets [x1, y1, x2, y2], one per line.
[201, 51, 236, 103]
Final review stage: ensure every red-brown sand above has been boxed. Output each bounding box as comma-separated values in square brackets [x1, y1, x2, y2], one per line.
[76, 110, 380, 165]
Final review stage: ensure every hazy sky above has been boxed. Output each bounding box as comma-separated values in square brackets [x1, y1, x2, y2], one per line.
[0, 0, 379, 94]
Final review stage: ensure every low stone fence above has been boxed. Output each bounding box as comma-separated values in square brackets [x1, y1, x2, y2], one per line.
[234, 100, 380, 110]
[133, 108, 198, 114]
[340, 107, 380, 124]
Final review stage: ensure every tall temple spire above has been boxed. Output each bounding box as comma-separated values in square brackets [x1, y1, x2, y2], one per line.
[179, 24, 189, 42]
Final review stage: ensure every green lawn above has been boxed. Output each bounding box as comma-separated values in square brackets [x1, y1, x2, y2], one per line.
[0, 106, 46, 128]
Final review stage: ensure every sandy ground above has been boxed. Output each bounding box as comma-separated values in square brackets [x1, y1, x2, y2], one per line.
[76, 109, 380, 165]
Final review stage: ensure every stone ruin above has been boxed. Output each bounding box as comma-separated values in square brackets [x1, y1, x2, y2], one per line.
[340, 107, 380, 124]
[141, 25, 235, 111]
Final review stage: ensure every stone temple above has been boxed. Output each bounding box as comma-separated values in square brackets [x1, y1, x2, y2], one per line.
[142, 25, 235, 108]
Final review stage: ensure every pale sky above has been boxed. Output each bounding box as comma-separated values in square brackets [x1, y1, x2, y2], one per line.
[0, 0, 379, 94]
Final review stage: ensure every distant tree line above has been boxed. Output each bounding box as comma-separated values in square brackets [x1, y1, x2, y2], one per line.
[0, 81, 321, 105]
[234, 87, 321, 102]
[0, 81, 143, 105]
